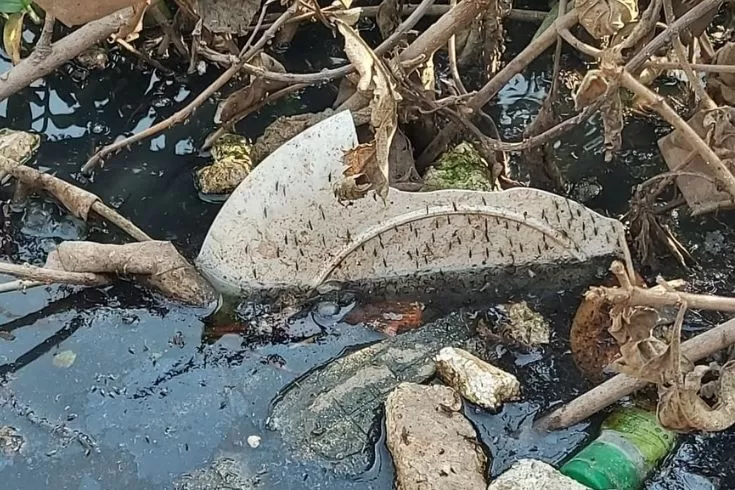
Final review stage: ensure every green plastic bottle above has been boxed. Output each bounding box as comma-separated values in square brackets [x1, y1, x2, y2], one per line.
[560, 406, 677, 490]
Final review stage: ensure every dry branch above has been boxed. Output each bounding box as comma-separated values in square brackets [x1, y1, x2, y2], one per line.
[0, 8, 134, 101]
[0, 161, 152, 241]
[0, 262, 111, 287]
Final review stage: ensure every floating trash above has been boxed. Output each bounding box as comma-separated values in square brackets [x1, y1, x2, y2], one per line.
[197, 111, 630, 297]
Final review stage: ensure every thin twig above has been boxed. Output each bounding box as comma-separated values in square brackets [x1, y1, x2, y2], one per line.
[116, 38, 176, 75]
[447, 0, 467, 95]
[662, 0, 716, 109]
[558, 27, 601, 57]
[0, 280, 43, 293]
[0, 8, 134, 101]
[255, 5, 547, 32]
[90, 202, 152, 241]
[416, 9, 579, 168]
[82, 4, 298, 173]
[203, 83, 308, 149]
[0, 262, 111, 287]
[647, 61, 735, 74]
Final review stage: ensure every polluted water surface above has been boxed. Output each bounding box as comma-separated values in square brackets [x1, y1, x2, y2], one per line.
[1, 17, 735, 490]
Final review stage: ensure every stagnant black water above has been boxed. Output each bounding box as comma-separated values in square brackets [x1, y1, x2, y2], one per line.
[1, 15, 735, 490]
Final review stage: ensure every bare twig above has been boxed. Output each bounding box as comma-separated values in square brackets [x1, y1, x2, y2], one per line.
[558, 27, 601, 57]
[416, 10, 579, 168]
[0, 8, 134, 101]
[0, 280, 44, 293]
[662, 0, 716, 109]
[0, 262, 111, 287]
[90, 202, 151, 241]
[82, 4, 298, 173]
[646, 61, 735, 74]
[203, 83, 308, 149]
[0, 161, 152, 242]
[116, 38, 176, 75]
[620, 70, 735, 202]
[256, 5, 547, 32]
[447, 0, 467, 95]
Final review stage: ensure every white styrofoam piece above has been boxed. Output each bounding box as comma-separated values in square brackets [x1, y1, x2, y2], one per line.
[197, 111, 628, 295]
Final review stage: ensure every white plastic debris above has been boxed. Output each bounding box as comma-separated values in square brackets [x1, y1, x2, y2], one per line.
[197, 110, 630, 295]
[435, 347, 520, 409]
[488, 459, 590, 489]
[246, 435, 261, 448]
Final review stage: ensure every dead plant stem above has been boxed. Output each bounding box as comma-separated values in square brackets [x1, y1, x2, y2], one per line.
[620, 70, 735, 203]
[662, 0, 716, 109]
[0, 262, 111, 287]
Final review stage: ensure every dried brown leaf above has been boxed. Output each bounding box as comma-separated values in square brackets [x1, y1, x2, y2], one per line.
[34, 0, 138, 27]
[658, 361, 735, 432]
[709, 43, 735, 106]
[113, 0, 150, 41]
[576, 0, 638, 39]
[573, 70, 610, 110]
[336, 20, 399, 199]
[217, 53, 287, 124]
[608, 305, 684, 385]
[335, 143, 376, 201]
[376, 0, 400, 40]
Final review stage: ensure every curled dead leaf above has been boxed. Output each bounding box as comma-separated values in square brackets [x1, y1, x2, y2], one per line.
[376, 0, 400, 40]
[573, 70, 610, 110]
[607, 305, 686, 385]
[576, 0, 638, 39]
[708, 43, 735, 106]
[112, 0, 149, 41]
[658, 361, 735, 432]
[3, 12, 24, 65]
[335, 143, 377, 201]
[217, 53, 287, 125]
[335, 20, 399, 200]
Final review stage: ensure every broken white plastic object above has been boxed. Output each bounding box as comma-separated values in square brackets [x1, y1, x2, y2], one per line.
[197, 111, 629, 296]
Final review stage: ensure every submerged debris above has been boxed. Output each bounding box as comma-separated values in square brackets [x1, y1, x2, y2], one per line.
[435, 347, 520, 409]
[0, 426, 24, 457]
[385, 383, 487, 490]
[492, 301, 551, 346]
[267, 313, 473, 474]
[196, 133, 254, 196]
[174, 457, 256, 490]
